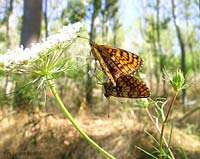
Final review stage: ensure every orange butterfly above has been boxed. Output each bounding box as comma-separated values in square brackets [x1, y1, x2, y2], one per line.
[103, 74, 150, 98]
[90, 41, 143, 86]
[77, 36, 150, 98]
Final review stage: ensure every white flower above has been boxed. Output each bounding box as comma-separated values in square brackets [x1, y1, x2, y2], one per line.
[46, 22, 82, 46]
[0, 22, 83, 70]
[0, 45, 25, 67]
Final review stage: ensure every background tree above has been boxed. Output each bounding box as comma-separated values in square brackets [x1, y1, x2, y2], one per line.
[20, 0, 42, 48]
[60, 0, 86, 25]
[5, 0, 14, 49]
[0, 1, 199, 158]
[1, 0, 14, 101]
[101, 0, 118, 44]
[171, 0, 186, 107]
[156, 0, 167, 96]
[85, 0, 101, 105]
[112, 12, 121, 47]
[14, 0, 42, 107]
[43, 0, 48, 39]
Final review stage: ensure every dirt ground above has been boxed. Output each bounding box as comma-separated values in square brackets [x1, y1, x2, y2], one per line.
[0, 100, 200, 159]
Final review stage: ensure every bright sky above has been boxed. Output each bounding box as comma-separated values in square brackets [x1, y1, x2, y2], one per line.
[10, 0, 142, 52]
[118, 0, 142, 52]
[83, 0, 142, 52]
[119, 0, 141, 30]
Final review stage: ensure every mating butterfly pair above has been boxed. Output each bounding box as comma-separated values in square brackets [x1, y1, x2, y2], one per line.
[90, 41, 150, 98]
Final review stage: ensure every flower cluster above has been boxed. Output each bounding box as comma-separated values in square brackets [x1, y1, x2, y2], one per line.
[0, 22, 82, 71]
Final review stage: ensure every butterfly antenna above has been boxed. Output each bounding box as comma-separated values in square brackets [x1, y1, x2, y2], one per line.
[77, 35, 94, 44]
[77, 35, 90, 41]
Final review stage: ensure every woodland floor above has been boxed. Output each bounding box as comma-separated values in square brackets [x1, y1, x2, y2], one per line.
[0, 99, 200, 159]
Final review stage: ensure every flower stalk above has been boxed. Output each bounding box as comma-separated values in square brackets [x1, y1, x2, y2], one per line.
[46, 75, 115, 159]
[0, 22, 115, 159]
[157, 68, 190, 159]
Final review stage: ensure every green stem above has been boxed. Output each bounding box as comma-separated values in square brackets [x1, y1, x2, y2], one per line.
[46, 76, 115, 159]
[159, 93, 177, 159]
[146, 108, 175, 159]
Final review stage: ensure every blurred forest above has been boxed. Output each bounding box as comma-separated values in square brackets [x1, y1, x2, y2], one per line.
[0, 0, 200, 159]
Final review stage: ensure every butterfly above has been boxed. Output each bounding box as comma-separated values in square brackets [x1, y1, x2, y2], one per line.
[103, 74, 150, 98]
[90, 41, 143, 86]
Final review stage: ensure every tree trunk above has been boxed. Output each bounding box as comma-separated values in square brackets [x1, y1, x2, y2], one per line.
[186, 20, 196, 81]
[156, 0, 167, 97]
[188, 39, 196, 81]
[102, 10, 106, 43]
[86, 0, 101, 105]
[6, 0, 13, 49]
[113, 15, 120, 47]
[14, 0, 42, 107]
[20, 0, 42, 47]
[44, 0, 48, 39]
[171, 0, 186, 107]
[151, 17, 160, 96]
[4, 0, 14, 100]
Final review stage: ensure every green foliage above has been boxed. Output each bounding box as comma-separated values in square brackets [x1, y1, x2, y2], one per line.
[92, 0, 102, 18]
[13, 74, 44, 107]
[101, 0, 118, 19]
[135, 98, 149, 109]
[0, 0, 199, 158]
[143, 68, 195, 159]
[61, 0, 86, 24]
[163, 69, 191, 92]
[160, 17, 171, 30]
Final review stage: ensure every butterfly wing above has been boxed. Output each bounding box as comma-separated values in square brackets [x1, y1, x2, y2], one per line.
[90, 42, 116, 85]
[103, 75, 150, 98]
[96, 43, 143, 78]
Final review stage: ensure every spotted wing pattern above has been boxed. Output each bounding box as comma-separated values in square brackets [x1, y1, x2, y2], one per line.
[103, 75, 150, 98]
[90, 41, 143, 85]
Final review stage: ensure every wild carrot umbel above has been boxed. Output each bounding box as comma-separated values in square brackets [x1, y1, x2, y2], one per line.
[0, 22, 115, 159]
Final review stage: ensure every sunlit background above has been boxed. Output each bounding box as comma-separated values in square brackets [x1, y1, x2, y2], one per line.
[0, 0, 200, 159]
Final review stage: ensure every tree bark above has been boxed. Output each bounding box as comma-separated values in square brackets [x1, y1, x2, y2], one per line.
[14, 0, 42, 107]
[20, 0, 42, 47]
